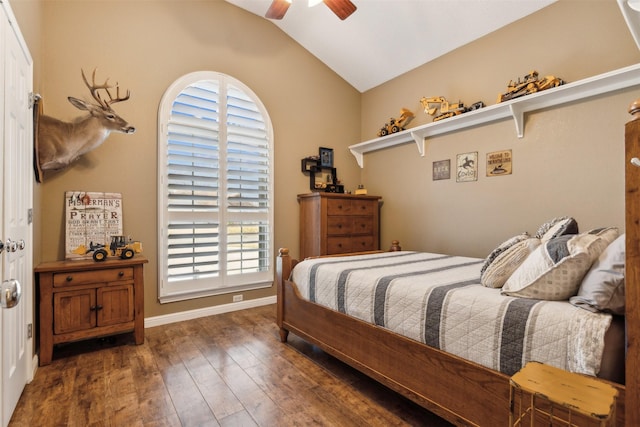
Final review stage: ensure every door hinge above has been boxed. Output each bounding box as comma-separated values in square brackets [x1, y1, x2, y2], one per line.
[27, 323, 32, 338]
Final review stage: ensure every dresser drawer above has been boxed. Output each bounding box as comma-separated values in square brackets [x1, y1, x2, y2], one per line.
[352, 199, 375, 215]
[327, 237, 353, 254]
[350, 236, 376, 252]
[53, 267, 134, 287]
[351, 216, 374, 235]
[327, 199, 352, 215]
[327, 216, 353, 235]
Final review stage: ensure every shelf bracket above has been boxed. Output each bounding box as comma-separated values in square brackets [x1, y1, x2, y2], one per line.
[509, 103, 525, 138]
[350, 147, 364, 168]
[410, 131, 426, 157]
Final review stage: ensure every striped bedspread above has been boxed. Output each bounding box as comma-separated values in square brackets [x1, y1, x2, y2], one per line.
[290, 251, 612, 376]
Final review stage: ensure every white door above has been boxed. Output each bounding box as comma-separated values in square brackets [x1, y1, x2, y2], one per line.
[0, 2, 34, 426]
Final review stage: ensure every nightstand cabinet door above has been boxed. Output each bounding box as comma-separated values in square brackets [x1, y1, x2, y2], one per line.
[98, 284, 135, 327]
[53, 289, 96, 334]
[298, 193, 381, 259]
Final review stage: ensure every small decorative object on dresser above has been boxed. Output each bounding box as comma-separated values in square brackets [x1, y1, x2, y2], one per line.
[298, 193, 381, 259]
[35, 256, 147, 365]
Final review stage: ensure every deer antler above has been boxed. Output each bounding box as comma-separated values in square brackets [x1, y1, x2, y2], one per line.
[81, 68, 130, 109]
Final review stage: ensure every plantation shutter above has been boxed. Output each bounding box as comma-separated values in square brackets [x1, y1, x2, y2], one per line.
[158, 73, 273, 302]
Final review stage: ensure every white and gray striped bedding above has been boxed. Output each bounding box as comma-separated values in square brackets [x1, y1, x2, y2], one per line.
[290, 251, 613, 376]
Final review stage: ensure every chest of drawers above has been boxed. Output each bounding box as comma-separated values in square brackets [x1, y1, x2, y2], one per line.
[298, 193, 381, 259]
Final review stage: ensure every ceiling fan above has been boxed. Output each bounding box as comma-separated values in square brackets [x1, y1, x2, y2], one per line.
[266, 0, 357, 20]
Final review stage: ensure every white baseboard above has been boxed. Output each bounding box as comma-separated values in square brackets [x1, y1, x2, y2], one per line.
[144, 295, 276, 328]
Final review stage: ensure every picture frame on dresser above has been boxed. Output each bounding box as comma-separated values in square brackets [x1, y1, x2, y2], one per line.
[319, 147, 334, 168]
[310, 166, 337, 191]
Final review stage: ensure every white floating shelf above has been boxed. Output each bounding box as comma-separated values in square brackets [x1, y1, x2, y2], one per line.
[349, 62, 640, 167]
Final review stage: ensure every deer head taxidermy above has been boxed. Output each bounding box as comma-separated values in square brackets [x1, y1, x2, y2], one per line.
[34, 68, 135, 181]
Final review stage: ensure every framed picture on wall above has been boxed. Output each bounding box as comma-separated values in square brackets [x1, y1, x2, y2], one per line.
[319, 147, 334, 168]
[456, 152, 478, 182]
[432, 159, 451, 180]
[486, 149, 512, 177]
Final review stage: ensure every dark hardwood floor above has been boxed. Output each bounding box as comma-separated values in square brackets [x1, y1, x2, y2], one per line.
[9, 304, 453, 426]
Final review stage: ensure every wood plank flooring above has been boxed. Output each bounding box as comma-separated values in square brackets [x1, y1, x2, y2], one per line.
[9, 304, 452, 426]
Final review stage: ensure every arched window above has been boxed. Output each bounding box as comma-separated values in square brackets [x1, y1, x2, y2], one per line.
[157, 72, 273, 303]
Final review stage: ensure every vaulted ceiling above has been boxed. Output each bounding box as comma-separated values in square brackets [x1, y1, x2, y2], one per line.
[225, 0, 557, 92]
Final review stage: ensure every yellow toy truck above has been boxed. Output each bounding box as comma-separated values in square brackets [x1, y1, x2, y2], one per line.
[72, 235, 143, 262]
[377, 108, 415, 137]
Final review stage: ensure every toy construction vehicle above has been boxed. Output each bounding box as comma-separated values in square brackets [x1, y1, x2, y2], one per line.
[72, 235, 143, 262]
[419, 96, 484, 122]
[377, 108, 415, 137]
[497, 70, 564, 103]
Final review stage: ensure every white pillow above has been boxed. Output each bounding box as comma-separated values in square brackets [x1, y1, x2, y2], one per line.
[502, 233, 610, 300]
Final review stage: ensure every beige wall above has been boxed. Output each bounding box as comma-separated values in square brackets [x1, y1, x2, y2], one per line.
[360, 0, 640, 258]
[12, 0, 361, 318]
[10, 0, 640, 319]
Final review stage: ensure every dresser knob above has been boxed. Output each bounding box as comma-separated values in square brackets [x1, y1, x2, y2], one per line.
[66, 276, 73, 282]
[118, 271, 124, 277]
[632, 157, 640, 167]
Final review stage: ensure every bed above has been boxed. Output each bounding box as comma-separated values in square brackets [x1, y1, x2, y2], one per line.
[275, 101, 640, 426]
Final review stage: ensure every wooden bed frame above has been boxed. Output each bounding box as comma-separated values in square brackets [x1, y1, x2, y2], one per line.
[276, 102, 640, 426]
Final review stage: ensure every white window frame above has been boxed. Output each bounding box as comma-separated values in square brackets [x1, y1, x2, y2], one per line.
[157, 71, 274, 303]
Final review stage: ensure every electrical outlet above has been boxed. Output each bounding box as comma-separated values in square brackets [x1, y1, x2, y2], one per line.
[233, 294, 243, 302]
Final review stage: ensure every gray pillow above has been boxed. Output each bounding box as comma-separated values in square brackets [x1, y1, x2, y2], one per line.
[534, 216, 579, 242]
[570, 234, 625, 315]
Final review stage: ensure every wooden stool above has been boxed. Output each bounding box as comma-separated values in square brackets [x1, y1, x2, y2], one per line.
[510, 361, 617, 427]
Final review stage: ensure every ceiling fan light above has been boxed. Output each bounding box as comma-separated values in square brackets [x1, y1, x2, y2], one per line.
[629, 0, 640, 12]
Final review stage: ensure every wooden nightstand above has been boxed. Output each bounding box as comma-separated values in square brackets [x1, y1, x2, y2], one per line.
[35, 256, 147, 366]
[298, 193, 381, 259]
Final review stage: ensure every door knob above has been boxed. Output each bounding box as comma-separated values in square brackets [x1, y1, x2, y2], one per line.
[1, 279, 21, 309]
[0, 238, 26, 253]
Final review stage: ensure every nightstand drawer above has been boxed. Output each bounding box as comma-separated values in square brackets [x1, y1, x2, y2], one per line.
[53, 267, 134, 287]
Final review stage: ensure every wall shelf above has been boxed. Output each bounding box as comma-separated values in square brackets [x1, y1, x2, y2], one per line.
[349, 62, 640, 167]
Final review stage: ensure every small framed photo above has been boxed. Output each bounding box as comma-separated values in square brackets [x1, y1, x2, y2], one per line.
[301, 157, 317, 173]
[432, 159, 451, 181]
[319, 147, 334, 168]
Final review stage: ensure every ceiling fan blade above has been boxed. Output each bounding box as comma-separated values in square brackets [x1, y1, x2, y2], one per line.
[323, 0, 357, 20]
[266, 0, 291, 19]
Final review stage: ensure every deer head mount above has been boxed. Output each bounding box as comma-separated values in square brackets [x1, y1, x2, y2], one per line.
[35, 68, 135, 181]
